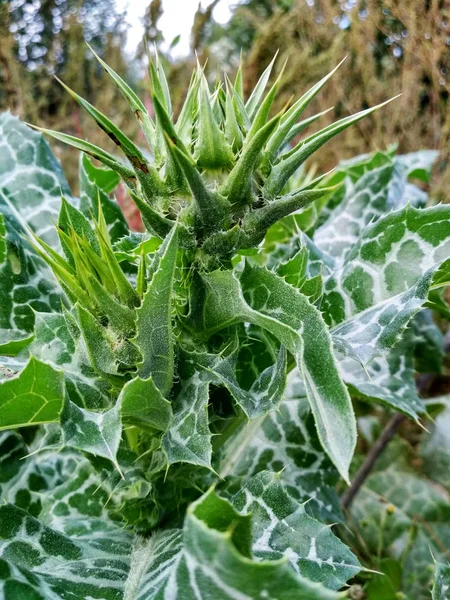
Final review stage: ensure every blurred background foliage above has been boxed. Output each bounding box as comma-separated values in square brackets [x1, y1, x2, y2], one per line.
[1, 0, 449, 202]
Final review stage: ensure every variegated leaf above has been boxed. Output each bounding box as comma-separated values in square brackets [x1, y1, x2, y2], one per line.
[326, 204, 450, 364]
[183, 343, 287, 419]
[433, 562, 450, 600]
[219, 376, 342, 523]
[230, 471, 361, 589]
[135, 226, 178, 395]
[339, 330, 425, 420]
[30, 310, 112, 409]
[162, 372, 212, 469]
[188, 264, 356, 482]
[61, 399, 123, 471]
[130, 488, 343, 600]
[350, 441, 450, 599]
[0, 113, 73, 247]
[0, 214, 62, 353]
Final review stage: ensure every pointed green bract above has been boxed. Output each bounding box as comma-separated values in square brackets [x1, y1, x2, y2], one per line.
[264, 58, 346, 165]
[77, 304, 120, 376]
[29, 125, 137, 181]
[87, 43, 157, 152]
[79, 153, 129, 243]
[195, 75, 234, 170]
[56, 77, 153, 176]
[219, 114, 280, 206]
[169, 141, 230, 235]
[245, 53, 278, 119]
[264, 96, 400, 198]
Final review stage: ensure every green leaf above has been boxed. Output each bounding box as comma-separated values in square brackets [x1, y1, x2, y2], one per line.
[135, 226, 178, 395]
[241, 265, 356, 484]
[412, 309, 444, 374]
[220, 380, 342, 523]
[264, 96, 399, 198]
[230, 471, 361, 589]
[0, 357, 64, 430]
[61, 399, 123, 472]
[30, 310, 111, 409]
[421, 398, 450, 491]
[433, 562, 450, 600]
[131, 488, 342, 599]
[0, 214, 62, 352]
[339, 331, 425, 420]
[397, 149, 439, 183]
[364, 559, 403, 600]
[350, 440, 450, 599]
[119, 375, 173, 431]
[325, 204, 450, 363]
[0, 500, 131, 600]
[80, 149, 120, 193]
[314, 161, 394, 263]
[162, 373, 212, 469]
[77, 304, 121, 377]
[188, 265, 356, 483]
[183, 343, 287, 419]
[0, 113, 73, 247]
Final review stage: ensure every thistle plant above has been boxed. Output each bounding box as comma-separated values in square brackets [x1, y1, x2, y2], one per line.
[0, 50, 450, 599]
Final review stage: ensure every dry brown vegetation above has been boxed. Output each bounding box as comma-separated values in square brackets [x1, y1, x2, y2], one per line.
[234, 0, 450, 201]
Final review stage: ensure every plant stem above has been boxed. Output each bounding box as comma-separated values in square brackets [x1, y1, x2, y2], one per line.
[341, 413, 405, 510]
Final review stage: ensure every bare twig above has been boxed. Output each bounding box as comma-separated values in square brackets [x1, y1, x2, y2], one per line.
[341, 412, 405, 510]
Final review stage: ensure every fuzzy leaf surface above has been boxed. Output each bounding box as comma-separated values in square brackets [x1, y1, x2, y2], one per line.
[131, 488, 342, 600]
[30, 311, 111, 409]
[230, 471, 361, 589]
[119, 375, 173, 431]
[135, 227, 178, 395]
[433, 562, 450, 600]
[189, 265, 356, 481]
